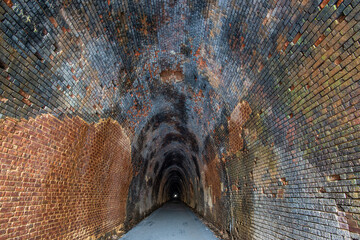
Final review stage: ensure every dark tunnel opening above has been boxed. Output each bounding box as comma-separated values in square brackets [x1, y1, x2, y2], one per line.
[125, 104, 207, 228]
[164, 172, 183, 200]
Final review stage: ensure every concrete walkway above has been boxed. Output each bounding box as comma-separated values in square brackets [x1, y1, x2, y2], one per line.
[120, 201, 219, 240]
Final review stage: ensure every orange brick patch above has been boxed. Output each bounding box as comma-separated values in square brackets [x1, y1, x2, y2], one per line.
[0, 115, 132, 240]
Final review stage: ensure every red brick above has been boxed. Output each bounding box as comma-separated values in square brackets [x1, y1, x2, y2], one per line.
[320, 0, 330, 9]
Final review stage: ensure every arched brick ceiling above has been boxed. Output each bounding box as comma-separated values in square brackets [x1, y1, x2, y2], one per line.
[1, 0, 360, 239]
[0, 0, 309, 131]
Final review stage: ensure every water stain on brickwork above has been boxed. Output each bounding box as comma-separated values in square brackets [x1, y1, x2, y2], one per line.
[227, 147, 255, 240]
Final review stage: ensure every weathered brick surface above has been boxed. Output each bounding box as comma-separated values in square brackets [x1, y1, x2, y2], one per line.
[220, 0, 360, 239]
[0, 0, 359, 239]
[0, 115, 131, 240]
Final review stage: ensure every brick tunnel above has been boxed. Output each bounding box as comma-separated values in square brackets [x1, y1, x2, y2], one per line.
[0, 0, 360, 239]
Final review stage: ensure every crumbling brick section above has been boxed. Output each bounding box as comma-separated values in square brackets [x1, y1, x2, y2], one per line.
[0, 115, 132, 240]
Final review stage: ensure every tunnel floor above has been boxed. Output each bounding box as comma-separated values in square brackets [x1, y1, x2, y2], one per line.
[120, 201, 219, 240]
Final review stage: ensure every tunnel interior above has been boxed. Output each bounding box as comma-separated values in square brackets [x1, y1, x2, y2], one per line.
[1, 0, 360, 239]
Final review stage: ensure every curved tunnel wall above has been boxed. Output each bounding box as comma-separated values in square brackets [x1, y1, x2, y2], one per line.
[0, 0, 360, 239]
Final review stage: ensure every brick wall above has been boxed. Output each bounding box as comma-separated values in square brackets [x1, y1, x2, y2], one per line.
[217, 0, 360, 239]
[0, 0, 359, 239]
[0, 115, 131, 239]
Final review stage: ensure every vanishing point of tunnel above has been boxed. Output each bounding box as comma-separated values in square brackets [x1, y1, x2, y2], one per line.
[0, 0, 360, 239]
